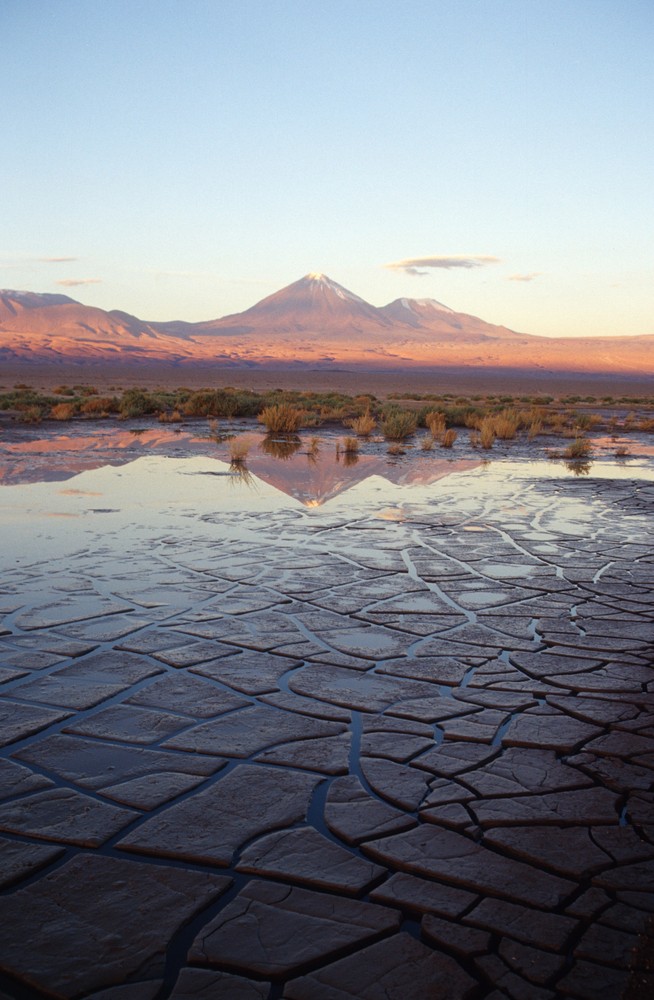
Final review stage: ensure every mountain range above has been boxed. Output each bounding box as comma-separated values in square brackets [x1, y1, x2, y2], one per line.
[0, 273, 652, 374]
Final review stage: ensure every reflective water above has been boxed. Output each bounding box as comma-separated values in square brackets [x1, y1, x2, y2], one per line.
[1, 423, 653, 567]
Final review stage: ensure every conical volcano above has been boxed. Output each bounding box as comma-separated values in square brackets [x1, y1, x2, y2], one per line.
[192, 273, 393, 339]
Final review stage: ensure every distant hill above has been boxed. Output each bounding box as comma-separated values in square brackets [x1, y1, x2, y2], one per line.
[0, 274, 652, 374]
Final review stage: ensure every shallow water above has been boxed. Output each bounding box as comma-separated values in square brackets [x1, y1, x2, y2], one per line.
[1, 423, 653, 998]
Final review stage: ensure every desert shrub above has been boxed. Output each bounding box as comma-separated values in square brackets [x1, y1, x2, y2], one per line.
[387, 443, 406, 456]
[19, 406, 42, 424]
[341, 437, 359, 454]
[528, 419, 543, 439]
[158, 409, 183, 423]
[53, 385, 75, 396]
[119, 389, 158, 418]
[258, 403, 305, 433]
[421, 434, 435, 451]
[575, 413, 602, 431]
[424, 411, 446, 437]
[441, 429, 457, 448]
[73, 385, 98, 396]
[229, 436, 251, 464]
[615, 445, 630, 457]
[479, 417, 496, 449]
[81, 396, 119, 416]
[486, 409, 517, 440]
[381, 409, 417, 441]
[345, 411, 376, 436]
[564, 437, 593, 460]
[50, 402, 77, 420]
[442, 404, 480, 427]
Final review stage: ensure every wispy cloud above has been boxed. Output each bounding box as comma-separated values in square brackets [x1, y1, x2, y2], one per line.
[40, 256, 78, 263]
[385, 254, 501, 276]
[507, 272, 541, 282]
[56, 278, 101, 287]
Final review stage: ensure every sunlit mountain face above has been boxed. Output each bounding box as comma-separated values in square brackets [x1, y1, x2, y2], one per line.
[1, 275, 652, 373]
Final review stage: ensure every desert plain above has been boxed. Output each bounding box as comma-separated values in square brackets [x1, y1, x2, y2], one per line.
[0, 365, 653, 1000]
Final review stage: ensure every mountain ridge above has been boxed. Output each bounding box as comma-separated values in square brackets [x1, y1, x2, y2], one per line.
[0, 274, 651, 374]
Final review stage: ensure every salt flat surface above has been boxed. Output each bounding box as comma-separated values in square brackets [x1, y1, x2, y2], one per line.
[0, 425, 653, 998]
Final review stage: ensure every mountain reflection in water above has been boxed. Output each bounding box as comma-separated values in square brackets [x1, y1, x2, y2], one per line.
[0, 426, 481, 505]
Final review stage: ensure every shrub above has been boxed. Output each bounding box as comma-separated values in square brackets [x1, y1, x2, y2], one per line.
[492, 408, 520, 440]
[258, 404, 305, 434]
[81, 396, 119, 416]
[387, 443, 406, 455]
[345, 411, 376, 436]
[119, 389, 157, 418]
[381, 409, 417, 441]
[341, 437, 359, 454]
[441, 429, 457, 448]
[229, 436, 251, 464]
[158, 409, 183, 423]
[479, 417, 496, 449]
[564, 437, 593, 460]
[424, 411, 446, 437]
[50, 402, 77, 420]
[19, 406, 42, 424]
[421, 435, 435, 451]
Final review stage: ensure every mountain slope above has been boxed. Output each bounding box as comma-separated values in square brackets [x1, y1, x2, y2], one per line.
[0, 277, 652, 374]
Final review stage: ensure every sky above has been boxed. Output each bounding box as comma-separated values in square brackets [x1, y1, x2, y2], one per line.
[1, 0, 653, 338]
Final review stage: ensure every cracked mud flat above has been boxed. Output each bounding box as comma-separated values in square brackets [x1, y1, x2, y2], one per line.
[0, 426, 653, 999]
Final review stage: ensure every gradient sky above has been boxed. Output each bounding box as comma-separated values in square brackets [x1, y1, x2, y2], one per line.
[2, 0, 652, 338]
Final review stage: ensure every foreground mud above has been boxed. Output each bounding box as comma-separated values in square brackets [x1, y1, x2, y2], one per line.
[0, 444, 653, 998]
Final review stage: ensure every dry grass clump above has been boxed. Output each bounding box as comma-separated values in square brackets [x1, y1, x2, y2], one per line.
[575, 412, 603, 432]
[258, 403, 305, 434]
[381, 410, 417, 441]
[345, 411, 376, 436]
[425, 411, 446, 437]
[158, 409, 182, 423]
[50, 402, 77, 420]
[615, 445, 630, 458]
[492, 408, 520, 440]
[81, 396, 119, 416]
[479, 417, 496, 449]
[341, 437, 360, 454]
[19, 406, 42, 423]
[387, 443, 406, 456]
[229, 437, 251, 464]
[441, 429, 457, 448]
[421, 435, 435, 451]
[564, 437, 593, 460]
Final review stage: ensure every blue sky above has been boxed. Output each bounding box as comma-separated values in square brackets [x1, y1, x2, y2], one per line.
[1, 0, 652, 337]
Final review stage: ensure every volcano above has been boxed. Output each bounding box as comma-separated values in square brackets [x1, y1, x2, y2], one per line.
[0, 274, 652, 374]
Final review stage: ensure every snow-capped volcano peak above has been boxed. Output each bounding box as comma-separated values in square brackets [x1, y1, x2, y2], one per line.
[399, 297, 455, 315]
[299, 273, 368, 305]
